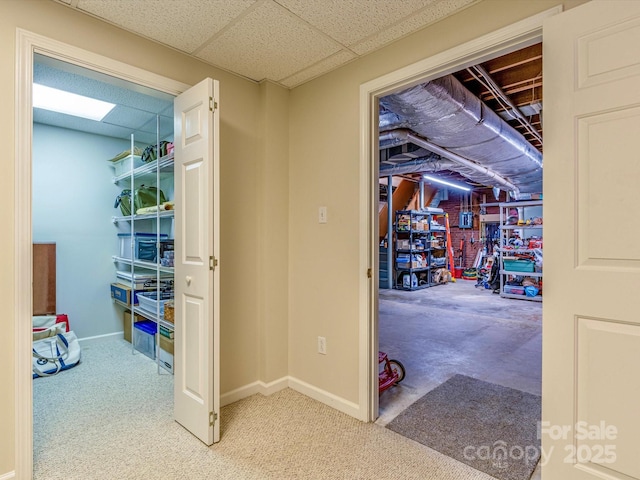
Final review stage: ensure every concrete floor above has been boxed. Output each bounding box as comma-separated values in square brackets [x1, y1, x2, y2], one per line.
[376, 278, 542, 478]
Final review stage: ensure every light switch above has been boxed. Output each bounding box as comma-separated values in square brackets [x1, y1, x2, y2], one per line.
[319, 206, 327, 224]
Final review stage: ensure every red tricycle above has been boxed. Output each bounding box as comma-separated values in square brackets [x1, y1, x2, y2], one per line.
[379, 351, 405, 394]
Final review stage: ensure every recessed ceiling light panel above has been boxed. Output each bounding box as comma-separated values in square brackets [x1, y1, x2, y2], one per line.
[33, 83, 116, 121]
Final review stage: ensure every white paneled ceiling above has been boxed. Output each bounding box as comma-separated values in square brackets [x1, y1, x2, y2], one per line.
[34, 54, 174, 145]
[53, 0, 478, 88]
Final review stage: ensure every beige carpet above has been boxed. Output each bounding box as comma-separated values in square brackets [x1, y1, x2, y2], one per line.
[34, 339, 495, 480]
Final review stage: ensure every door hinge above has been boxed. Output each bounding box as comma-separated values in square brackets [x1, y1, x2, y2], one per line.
[209, 97, 217, 112]
[209, 411, 217, 426]
[209, 256, 218, 271]
[367, 268, 372, 279]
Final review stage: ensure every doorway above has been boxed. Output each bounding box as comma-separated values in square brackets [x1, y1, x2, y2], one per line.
[14, 29, 190, 478]
[357, 6, 562, 424]
[376, 44, 544, 424]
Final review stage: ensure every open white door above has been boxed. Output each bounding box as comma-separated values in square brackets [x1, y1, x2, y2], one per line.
[173, 78, 220, 445]
[543, 2, 640, 479]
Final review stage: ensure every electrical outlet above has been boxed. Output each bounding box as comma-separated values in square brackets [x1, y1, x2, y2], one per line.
[318, 336, 327, 355]
[319, 206, 327, 224]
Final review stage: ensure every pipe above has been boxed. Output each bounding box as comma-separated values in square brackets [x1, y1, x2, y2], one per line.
[419, 181, 425, 210]
[379, 75, 542, 193]
[467, 65, 542, 145]
[379, 158, 457, 177]
[380, 128, 520, 194]
[407, 131, 520, 194]
[387, 175, 393, 290]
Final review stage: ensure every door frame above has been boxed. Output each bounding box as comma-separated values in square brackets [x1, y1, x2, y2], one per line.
[357, 6, 563, 421]
[14, 29, 190, 478]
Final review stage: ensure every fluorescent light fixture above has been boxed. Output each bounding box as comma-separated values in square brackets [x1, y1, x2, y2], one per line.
[422, 174, 471, 191]
[33, 83, 116, 121]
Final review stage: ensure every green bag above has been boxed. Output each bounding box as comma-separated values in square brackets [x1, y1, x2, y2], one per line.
[134, 185, 166, 211]
[114, 185, 166, 216]
[114, 189, 132, 216]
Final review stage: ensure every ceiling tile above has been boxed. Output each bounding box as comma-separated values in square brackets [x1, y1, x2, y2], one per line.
[276, 0, 434, 47]
[34, 60, 173, 115]
[196, 1, 342, 81]
[102, 106, 157, 131]
[351, 0, 477, 55]
[77, 0, 257, 53]
[279, 50, 357, 88]
[33, 109, 156, 145]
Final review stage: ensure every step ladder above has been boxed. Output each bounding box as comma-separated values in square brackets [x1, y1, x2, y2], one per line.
[444, 213, 456, 282]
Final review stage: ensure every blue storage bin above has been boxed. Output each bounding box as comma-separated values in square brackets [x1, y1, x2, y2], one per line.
[118, 233, 169, 260]
[133, 320, 157, 360]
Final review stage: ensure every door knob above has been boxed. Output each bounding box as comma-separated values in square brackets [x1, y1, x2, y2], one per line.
[186, 276, 192, 285]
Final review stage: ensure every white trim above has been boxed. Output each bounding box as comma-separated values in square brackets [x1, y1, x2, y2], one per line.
[77, 332, 124, 347]
[289, 376, 361, 419]
[0, 470, 16, 480]
[15, 28, 190, 480]
[358, 6, 563, 422]
[220, 377, 289, 407]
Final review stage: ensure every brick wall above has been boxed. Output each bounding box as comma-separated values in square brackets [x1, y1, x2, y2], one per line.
[438, 188, 509, 269]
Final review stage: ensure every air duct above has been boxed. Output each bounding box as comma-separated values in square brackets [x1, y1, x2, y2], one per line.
[379, 74, 542, 193]
[379, 129, 519, 194]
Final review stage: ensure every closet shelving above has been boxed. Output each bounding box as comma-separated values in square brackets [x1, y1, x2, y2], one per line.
[110, 129, 175, 373]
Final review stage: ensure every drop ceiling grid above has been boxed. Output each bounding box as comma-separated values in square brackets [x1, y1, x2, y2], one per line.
[76, 0, 258, 53]
[275, 0, 437, 48]
[195, 1, 343, 82]
[351, 0, 478, 55]
[279, 50, 357, 88]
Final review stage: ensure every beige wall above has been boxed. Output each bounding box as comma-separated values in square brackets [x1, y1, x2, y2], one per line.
[258, 81, 290, 382]
[287, 0, 589, 404]
[2, 0, 591, 476]
[1, 0, 288, 475]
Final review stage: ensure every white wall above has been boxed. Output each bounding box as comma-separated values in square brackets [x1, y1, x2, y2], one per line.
[33, 123, 131, 339]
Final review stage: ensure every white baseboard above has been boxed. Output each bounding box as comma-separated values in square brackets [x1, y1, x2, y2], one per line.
[78, 331, 124, 346]
[220, 376, 289, 407]
[0, 471, 15, 480]
[288, 376, 361, 419]
[220, 376, 361, 419]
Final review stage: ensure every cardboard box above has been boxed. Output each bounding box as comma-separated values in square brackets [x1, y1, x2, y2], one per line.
[123, 311, 145, 343]
[158, 348, 174, 371]
[110, 283, 153, 306]
[159, 334, 174, 354]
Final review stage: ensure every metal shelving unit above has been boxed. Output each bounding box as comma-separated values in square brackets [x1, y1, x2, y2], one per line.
[109, 126, 175, 373]
[498, 200, 543, 302]
[394, 210, 448, 290]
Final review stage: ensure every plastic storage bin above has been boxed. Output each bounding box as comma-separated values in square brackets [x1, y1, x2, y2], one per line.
[504, 284, 525, 295]
[133, 320, 157, 360]
[137, 291, 173, 317]
[503, 259, 535, 272]
[118, 233, 169, 260]
[109, 154, 144, 176]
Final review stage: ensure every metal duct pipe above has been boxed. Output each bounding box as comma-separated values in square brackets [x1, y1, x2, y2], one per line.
[380, 75, 542, 193]
[379, 128, 520, 193]
[406, 132, 520, 194]
[379, 157, 457, 177]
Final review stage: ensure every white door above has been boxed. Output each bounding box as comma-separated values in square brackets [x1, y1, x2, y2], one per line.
[173, 78, 220, 445]
[543, 2, 640, 479]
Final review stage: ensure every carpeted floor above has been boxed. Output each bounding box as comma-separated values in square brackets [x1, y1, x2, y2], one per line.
[386, 375, 541, 480]
[34, 339, 496, 480]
